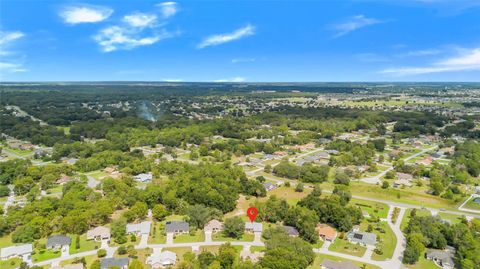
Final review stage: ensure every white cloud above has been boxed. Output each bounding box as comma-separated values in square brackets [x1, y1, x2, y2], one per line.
[0, 31, 24, 45]
[60, 5, 113, 24]
[94, 26, 175, 52]
[231, 58, 256, 63]
[0, 62, 27, 73]
[380, 47, 480, 76]
[157, 2, 178, 19]
[197, 24, 255, 49]
[331, 15, 382, 38]
[399, 49, 442, 57]
[213, 77, 246, 82]
[123, 12, 157, 28]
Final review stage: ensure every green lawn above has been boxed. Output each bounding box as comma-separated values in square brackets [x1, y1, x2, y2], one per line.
[148, 221, 166, 244]
[69, 234, 100, 254]
[198, 245, 243, 254]
[400, 209, 431, 231]
[213, 232, 255, 242]
[351, 198, 389, 219]
[32, 249, 61, 262]
[173, 230, 205, 243]
[405, 252, 439, 269]
[437, 212, 465, 224]
[307, 253, 381, 269]
[162, 247, 194, 262]
[463, 197, 480, 211]
[0, 258, 22, 269]
[250, 246, 265, 252]
[365, 222, 396, 261]
[60, 255, 97, 268]
[0, 234, 13, 248]
[328, 238, 366, 257]
[84, 170, 109, 180]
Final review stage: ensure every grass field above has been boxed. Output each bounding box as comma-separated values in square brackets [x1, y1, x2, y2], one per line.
[60, 254, 97, 268]
[148, 222, 166, 244]
[328, 238, 366, 257]
[173, 230, 205, 243]
[0, 258, 22, 269]
[437, 212, 465, 224]
[213, 232, 254, 242]
[463, 197, 480, 211]
[0, 234, 13, 248]
[307, 253, 381, 269]
[400, 208, 431, 231]
[32, 249, 61, 262]
[351, 198, 390, 219]
[405, 251, 439, 269]
[162, 247, 194, 262]
[365, 222, 396, 261]
[84, 170, 109, 180]
[69, 234, 100, 254]
[198, 245, 243, 254]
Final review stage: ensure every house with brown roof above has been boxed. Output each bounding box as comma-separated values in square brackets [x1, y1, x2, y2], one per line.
[56, 175, 71, 185]
[316, 224, 337, 242]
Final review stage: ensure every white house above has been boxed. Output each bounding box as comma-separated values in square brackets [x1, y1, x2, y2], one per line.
[126, 221, 151, 236]
[146, 250, 177, 268]
[0, 244, 32, 261]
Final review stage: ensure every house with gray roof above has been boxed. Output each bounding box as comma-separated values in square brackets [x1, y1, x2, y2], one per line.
[126, 221, 151, 236]
[1, 244, 32, 261]
[245, 222, 263, 233]
[101, 258, 129, 269]
[133, 172, 152, 183]
[263, 182, 277, 191]
[283, 226, 299, 237]
[346, 231, 377, 246]
[165, 221, 189, 234]
[46, 235, 71, 250]
[320, 259, 360, 269]
[425, 249, 455, 269]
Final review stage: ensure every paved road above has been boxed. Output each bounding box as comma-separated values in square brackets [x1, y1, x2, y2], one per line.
[458, 194, 480, 214]
[360, 145, 438, 184]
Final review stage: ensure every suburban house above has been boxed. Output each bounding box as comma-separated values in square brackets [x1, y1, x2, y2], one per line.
[204, 219, 223, 233]
[100, 258, 129, 269]
[165, 221, 189, 235]
[86, 226, 111, 241]
[46, 235, 71, 250]
[245, 222, 263, 233]
[263, 182, 277, 192]
[320, 259, 360, 269]
[51, 264, 84, 269]
[473, 197, 480, 205]
[394, 173, 414, 188]
[316, 224, 338, 242]
[425, 249, 455, 269]
[146, 250, 177, 268]
[416, 156, 433, 166]
[0, 244, 32, 261]
[133, 172, 153, 183]
[126, 221, 152, 236]
[346, 230, 377, 246]
[283, 226, 299, 237]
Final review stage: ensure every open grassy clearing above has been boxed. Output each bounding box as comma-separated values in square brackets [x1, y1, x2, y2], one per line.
[173, 229, 205, 243]
[307, 253, 381, 269]
[212, 232, 254, 242]
[69, 234, 100, 254]
[328, 237, 366, 257]
[351, 198, 389, 219]
[400, 208, 431, 231]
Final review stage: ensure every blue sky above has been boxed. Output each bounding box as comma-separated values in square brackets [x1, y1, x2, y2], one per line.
[1, 0, 480, 82]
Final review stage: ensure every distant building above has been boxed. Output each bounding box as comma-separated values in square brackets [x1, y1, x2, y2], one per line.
[46, 235, 71, 250]
[87, 226, 111, 241]
[146, 250, 177, 268]
[56, 175, 71, 185]
[263, 182, 277, 191]
[283, 226, 299, 237]
[0, 244, 32, 261]
[425, 249, 455, 269]
[165, 221, 189, 235]
[346, 231, 377, 246]
[245, 222, 263, 233]
[316, 224, 337, 242]
[126, 221, 151, 236]
[394, 173, 413, 188]
[133, 172, 153, 183]
[204, 220, 223, 233]
[320, 259, 360, 269]
[101, 258, 129, 269]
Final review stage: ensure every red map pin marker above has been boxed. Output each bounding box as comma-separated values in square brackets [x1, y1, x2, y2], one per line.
[247, 207, 258, 223]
